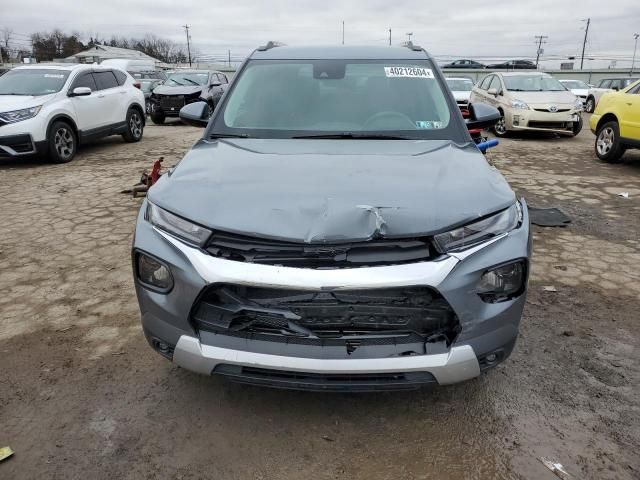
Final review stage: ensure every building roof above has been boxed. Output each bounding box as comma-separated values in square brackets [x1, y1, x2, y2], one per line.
[68, 45, 159, 63]
[250, 45, 430, 60]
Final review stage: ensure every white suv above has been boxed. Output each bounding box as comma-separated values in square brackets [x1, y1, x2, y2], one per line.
[0, 64, 146, 163]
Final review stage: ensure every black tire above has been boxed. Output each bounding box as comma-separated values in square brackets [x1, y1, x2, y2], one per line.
[585, 96, 595, 113]
[123, 108, 144, 142]
[595, 121, 625, 163]
[572, 115, 583, 137]
[48, 121, 77, 164]
[493, 110, 509, 137]
[150, 112, 165, 125]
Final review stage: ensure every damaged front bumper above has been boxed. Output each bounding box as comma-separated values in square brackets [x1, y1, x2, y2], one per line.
[133, 200, 531, 391]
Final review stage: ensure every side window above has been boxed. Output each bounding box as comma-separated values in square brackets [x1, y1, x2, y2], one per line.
[600, 80, 611, 89]
[479, 76, 492, 90]
[113, 70, 127, 86]
[93, 71, 119, 90]
[217, 73, 228, 84]
[72, 72, 97, 91]
[488, 76, 500, 91]
[628, 83, 640, 94]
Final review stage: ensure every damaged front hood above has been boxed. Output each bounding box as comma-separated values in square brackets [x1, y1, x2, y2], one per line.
[153, 85, 203, 96]
[149, 139, 515, 243]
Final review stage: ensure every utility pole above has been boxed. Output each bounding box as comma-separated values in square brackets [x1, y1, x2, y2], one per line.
[632, 33, 639, 73]
[342, 21, 345, 45]
[534, 35, 548, 68]
[183, 24, 192, 67]
[388, 28, 392, 46]
[406, 32, 413, 43]
[228, 49, 231, 68]
[580, 18, 590, 70]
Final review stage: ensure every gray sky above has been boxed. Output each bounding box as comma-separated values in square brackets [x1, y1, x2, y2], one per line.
[2, 0, 640, 67]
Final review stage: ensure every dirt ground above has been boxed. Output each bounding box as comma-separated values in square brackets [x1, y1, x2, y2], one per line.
[1, 117, 639, 480]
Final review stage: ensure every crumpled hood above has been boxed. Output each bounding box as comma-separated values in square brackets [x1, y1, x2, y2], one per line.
[149, 139, 515, 243]
[153, 85, 204, 96]
[0, 94, 54, 112]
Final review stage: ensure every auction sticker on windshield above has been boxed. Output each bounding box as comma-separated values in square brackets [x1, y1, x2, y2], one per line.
[384, 67, 434, 79]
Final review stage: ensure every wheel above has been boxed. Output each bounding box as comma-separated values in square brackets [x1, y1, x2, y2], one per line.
[493, 111, 508, 137]
[123, 108, 144, 142]
[585, 96, 595, 113]
[595, 121, 626, 163]
[572, 115, 583, 137]
[48, 121, 77, 164]
[150, 112, 165, 125]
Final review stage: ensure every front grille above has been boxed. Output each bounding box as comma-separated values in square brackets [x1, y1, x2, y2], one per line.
[158, 95, 185, 110]
[192, 284, 459, 342]
[205, 231, 435, 268]
[528, 121, 572, 129]
[213, 364, 438, 391]
[533, 108, 570, 113]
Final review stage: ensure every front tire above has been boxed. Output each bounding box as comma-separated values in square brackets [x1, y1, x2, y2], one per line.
[572, 115, 583, 137]
[150, 112, 165, 125]
[123, 108, 144, 142]
[595, 121, 625, 163]
[493, 111, 508, 137]
[48, 121, 77, 164]
[585, 96, 595, 113]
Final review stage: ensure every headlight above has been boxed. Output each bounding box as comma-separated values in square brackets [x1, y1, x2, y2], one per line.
[145, 202, 212, 246]
[433, 202, 522, 253]
[511, 99, 529, 110]
[574, 98, 583, 110]
[0, 105, 42, 124]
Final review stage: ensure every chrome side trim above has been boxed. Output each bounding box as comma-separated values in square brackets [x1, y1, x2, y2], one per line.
[173, 335, 481, 385]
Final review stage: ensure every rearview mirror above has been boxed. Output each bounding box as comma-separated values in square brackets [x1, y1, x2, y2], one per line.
[487, 88, 498, 96]
[179, 101, 209, 128]
[70, 87, 92, 97]
[465, 102, 501, 130]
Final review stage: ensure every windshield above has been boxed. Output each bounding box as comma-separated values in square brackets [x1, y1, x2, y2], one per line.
[446, 78, 473, 91]
[213, 59, 453, 139]
[165, 72, 208, 86]
[0, 69, 70, 95]
[623, 78, 639, 87]
[560, 80, 589, 89]
[503, 75, 566, 92]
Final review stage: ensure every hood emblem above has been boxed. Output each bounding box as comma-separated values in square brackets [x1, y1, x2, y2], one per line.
[548, 105, 558, 113]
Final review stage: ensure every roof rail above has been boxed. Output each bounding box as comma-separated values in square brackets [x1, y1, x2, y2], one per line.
[257, 41, 286, 51]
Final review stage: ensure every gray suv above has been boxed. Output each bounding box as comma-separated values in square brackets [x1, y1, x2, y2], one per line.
[132, 43, 531, 391]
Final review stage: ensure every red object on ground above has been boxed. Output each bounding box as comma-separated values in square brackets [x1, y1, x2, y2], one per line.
[150, 159, 162, 185]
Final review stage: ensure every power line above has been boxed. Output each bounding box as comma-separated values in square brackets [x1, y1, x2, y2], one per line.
[534, 35, 548, 67]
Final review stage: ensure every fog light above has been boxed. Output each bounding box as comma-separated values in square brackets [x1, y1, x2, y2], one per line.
[477, 260, 525, 303]
[513, 115, 520, 126]
[136, 252, 173, 292]
[485, 353, 497, 362]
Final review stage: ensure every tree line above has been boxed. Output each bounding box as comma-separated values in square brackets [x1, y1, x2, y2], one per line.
[1, 29, 188, 64]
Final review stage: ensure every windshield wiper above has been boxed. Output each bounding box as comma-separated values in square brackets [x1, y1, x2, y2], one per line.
[169, 81, 185, 86]
[292, 133, 413, 140]
[0, 93, 28, 95]
[209, 132, 252, 139]
[182, 78, 200, 86]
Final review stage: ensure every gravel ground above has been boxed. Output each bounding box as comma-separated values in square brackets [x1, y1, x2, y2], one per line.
[1, 117, 639, 480]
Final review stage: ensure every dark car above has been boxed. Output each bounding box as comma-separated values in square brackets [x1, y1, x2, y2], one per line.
[149, 70, 229, 124]
[132, 44, 531, 391]
[139, 79, 164, 114]
[486, 60, 536, 70]
[441, 59, 485, 69]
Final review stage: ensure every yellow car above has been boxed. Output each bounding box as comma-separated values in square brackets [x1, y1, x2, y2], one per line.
[590, 79, 640, 163]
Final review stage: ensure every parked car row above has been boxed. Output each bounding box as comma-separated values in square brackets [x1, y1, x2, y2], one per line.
[584, 77, 639, 113]
[442, 59, 537, 70]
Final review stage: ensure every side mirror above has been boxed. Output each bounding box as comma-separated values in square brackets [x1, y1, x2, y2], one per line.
[612, 86, 619, 91]
[465, 102, 501, 131]
[70, 87, 92, 97]
[179, 101, 209, 127]
[487, 88, 498, 96]
[209, 81, 222, 88]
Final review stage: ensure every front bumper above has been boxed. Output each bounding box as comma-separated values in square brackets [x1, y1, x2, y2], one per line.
[507, 108, 581, 134]
[133, 200, 531, 389]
